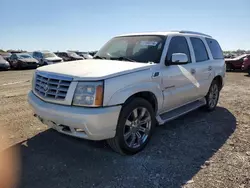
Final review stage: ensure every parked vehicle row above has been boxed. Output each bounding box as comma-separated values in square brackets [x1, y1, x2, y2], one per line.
[225, 54, 250, 74]
[0, 50, 93, 70]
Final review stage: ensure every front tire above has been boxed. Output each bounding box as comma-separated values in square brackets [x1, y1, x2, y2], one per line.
[107, 98, 156, 155]
[204, 80, 220, 111]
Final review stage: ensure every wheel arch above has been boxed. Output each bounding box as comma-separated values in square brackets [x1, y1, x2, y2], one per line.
[213, 75, 223, 91]
[123, 91, 158, 113]
[106, 82, 163, 114]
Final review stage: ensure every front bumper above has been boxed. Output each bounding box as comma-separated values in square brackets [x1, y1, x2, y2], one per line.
[20, 62, 38, 68]
[28, 91, 121, 140]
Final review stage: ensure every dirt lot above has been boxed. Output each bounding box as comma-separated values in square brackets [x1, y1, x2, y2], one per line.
[0, 70, 249, 188]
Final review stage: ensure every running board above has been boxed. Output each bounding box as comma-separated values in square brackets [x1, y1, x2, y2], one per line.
[156, 98, 206, 125]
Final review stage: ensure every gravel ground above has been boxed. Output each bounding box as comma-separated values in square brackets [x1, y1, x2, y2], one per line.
[0, 70, 249, 188]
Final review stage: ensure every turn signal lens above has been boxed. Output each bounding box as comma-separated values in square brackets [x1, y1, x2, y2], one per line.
[95, 85, 103, 106]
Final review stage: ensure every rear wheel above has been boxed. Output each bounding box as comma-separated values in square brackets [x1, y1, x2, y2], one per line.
[107, 98, 156, 155]
[204, 80, 220, 111]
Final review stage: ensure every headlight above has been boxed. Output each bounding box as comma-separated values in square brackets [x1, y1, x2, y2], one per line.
[72, 81, 103, 107]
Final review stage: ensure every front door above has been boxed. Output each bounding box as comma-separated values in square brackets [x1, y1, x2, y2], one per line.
[161, 36, 199, 112]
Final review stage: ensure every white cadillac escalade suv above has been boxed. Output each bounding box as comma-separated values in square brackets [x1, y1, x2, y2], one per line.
[28, 31, 225, 154]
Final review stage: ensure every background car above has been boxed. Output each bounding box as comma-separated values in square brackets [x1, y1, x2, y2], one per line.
[32, 51, 63, 66]
[75, 52, 93, 59]
[241, 55, 250, 75]
[0, 55, 10, 70]
[225, 54, 250, 71]
[9, 53, 39, 69]
[0, 52, 12, 62]
[55, 52, 84, 61]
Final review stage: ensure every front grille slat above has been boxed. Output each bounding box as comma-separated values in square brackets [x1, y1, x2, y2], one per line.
[34, 73, 72, 101]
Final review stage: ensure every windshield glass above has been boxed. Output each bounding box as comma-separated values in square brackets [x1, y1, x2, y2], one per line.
[43, 52, 56, 58]
[95, 35, 165, 63]
[17, 54, 32, 59]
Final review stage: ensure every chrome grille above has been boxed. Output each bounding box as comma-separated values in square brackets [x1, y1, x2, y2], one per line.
[34, 72, 72, 100]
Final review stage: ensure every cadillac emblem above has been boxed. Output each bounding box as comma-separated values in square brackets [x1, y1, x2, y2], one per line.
[42, 83, 49, 92]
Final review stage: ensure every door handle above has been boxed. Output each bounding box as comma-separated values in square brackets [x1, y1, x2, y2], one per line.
[208, 66, 212, 71]
[191, 68, 196, 75]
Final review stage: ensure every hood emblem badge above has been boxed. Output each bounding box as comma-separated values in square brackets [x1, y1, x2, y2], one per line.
[42, 83, 49, 92]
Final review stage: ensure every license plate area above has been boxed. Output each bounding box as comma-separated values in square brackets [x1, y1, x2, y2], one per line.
[36, 115, 57, 129]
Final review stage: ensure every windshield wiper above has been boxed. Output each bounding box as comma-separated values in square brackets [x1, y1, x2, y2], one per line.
[93, 55, 106, 59]
[111, 56, 135, 62]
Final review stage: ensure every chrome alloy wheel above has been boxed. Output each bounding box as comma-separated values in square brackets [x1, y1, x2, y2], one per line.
[123, 107, 152, 149]
[208, 84, 219, 108]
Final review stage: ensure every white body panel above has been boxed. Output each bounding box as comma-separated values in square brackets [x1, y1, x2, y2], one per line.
[37, 59, 153, 80]
[28, 31, 225, 140]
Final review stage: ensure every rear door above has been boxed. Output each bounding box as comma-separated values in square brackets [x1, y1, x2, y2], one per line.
[189, 37, 213, 97]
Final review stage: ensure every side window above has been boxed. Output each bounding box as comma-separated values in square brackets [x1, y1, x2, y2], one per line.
[190, 37, 209, 62]
[33, 52, 38, 58]
[205, 38, 224, 59]
[166, 36, 191, 63]
[39, 53, 43, 58]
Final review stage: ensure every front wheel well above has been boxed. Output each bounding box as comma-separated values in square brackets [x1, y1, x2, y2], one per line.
[213, 75, 223, 91]
[123, 92, 158, 113]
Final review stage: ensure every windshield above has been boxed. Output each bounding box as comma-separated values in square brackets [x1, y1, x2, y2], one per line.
[95, 35, 166, 63]
[17, 54, 32, 59]
[0, 55, 4, 60]
[43, 52, 56, 58]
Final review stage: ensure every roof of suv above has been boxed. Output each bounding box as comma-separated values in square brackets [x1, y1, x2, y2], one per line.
[117, 30, 213, 38]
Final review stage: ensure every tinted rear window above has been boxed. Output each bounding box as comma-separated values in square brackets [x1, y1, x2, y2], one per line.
[205, 38, 224, 59]
[190, 37, 209, 62]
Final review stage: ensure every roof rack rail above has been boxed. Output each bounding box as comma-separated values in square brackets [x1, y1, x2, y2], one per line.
[178, 30, 212, 38]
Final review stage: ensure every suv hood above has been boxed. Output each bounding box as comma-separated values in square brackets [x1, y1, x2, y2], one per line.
[37, 59, 154, 80]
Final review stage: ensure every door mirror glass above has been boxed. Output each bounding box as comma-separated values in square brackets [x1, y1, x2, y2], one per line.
[171, 53, 188, 64]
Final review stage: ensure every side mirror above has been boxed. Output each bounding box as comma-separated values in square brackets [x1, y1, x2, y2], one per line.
[171, 53, 188, 65]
